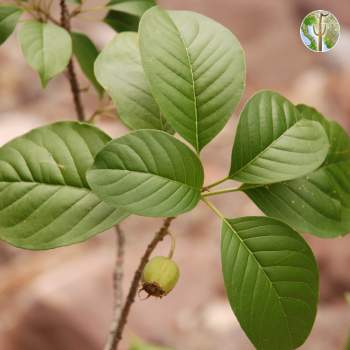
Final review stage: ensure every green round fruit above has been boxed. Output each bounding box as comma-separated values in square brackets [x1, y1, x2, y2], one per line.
[141, 256, 180, 298]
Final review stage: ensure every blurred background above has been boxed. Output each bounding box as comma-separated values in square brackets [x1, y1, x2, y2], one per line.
[0, 0, 349, 349]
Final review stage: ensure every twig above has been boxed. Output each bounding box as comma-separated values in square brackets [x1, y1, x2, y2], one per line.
[35, 4, 61, 25]
[88, 106, 116, 123]
[107, 217, 175, 350]
[59, 0, 86, 121]
[16, 0, 61, 25]
[70, 4, 107, 18]
[104, 225, 125, 350]
[15, 1, 40, 20]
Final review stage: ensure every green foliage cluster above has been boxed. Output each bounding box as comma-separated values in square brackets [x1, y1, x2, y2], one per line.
[0, 2, 349, 349]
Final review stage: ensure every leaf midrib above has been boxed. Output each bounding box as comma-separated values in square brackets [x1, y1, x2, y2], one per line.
[230, 119, 308, 177]
[0, 180, 91, 193]
[37, 22, 47, 82]
[170, 13, 200, 152]
[223, 218, 294, 347]
[231, 118, 321, 178]
[91, 168, 200, 191]
[241, 158, 350, 193]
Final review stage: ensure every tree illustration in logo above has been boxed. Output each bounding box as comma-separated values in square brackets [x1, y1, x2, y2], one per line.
[300, 10, 340, 52]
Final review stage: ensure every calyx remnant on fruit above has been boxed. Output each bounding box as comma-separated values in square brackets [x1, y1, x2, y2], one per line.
[141, 256, 180, 298]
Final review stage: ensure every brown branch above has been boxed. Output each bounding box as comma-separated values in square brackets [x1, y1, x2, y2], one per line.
[104, 225, 125, 350]
[59, 0, 86, 121]
[107, 217, 175, 350]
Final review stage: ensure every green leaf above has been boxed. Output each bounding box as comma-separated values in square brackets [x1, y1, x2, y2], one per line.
[0, 6, 22, 45]
[245, 105, 350, 237]
[104, 11, 140, 32]
[139, 6, 245, 152]
[94, 32, 172, 132]
[104, 0, 155, 32]
[0, 122, 128, 250]
[71, 32, 103, 96]
[108, 0, 156, 17]
[221, 216, 319, 350]
[229, 91, 329, 184]
[297, 104, 350, 165]
[18, 21, 72, 87]
[87, 130, 204, 217]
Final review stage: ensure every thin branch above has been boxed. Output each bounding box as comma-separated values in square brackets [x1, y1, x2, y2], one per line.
[15, 0, 61, 25]
[34, 4, 61, 25]
[201, 197, 225, 220]
[88, 105, 116, 123]
[108, 217, 176, 350]
[202, 176, 229, 191]
[15, 1, 40, 20]
[201, 186, 241, 197]
[202, 182, 267, 197]
[104, 225, 125, 350]
[59, 0, 86, 121]
[70, 5, 107, 18]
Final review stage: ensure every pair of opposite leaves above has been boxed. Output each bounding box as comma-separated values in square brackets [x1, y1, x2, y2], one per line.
[0, 95, 336, 249]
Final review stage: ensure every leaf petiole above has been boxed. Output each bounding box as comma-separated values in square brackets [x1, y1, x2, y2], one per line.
[202, 186, 241, 197]
[203, 176, 229, 190]
[202, 183, 268, 197]
[201, 197, 225, 220]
